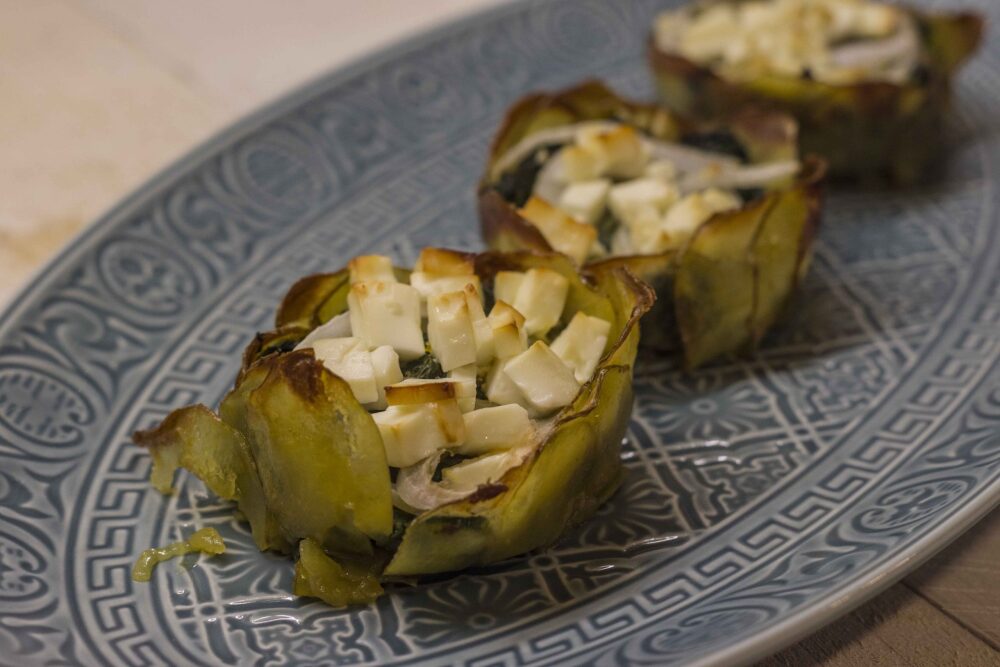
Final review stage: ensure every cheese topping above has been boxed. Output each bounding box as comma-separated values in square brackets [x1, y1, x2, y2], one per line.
[654, 0, 920, 86]
[298, 248, 612, 510]
[499, 119, 799, 258]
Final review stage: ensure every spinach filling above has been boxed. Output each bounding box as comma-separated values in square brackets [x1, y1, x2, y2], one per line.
[401, 353, 445, 380]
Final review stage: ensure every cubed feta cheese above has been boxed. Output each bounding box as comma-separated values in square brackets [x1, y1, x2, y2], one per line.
[449, 364, 478, 413]
[472, 318, 496, 366]
[385, 378, 460, 405]
[311, 337, 379, 405]
[348, 254, 396, 284]
[369, 345, 403, 410]
[518, 196, 597, 266]
[414, 248, 476, 275]
[427, 290, 478, 372]
[503, 341, 580, 416]
[494, 271, 525, 307]
[462, 283, 487, 320]
[488, 300, 528, 359]
[560, 144, 606, 182]
[629, 224, 673, 255]
[409, 273, 482, 303]
[661, 188, 741, 246]
[558, 179, 611, 225]
[701, 187, 742, 211]
[533, 148, 568, 203]
[550, 312, 611, 384]
[608, 178, 679, 226]
[679, 3, 739, 61]
[485, 358, 525, 406]
[372, 399, 465, 468]
[852, 4, 900, 38]
[347, 281, 424, 360]
[458, 403, 534, 456]
[509, 268, 570, 336]
[441, 449, 523, 490]
[576, 125, 649, 179]
[645, 159, 678, 182]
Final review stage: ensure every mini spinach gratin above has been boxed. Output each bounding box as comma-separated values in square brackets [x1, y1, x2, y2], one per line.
[480, 81, 824, 368]
[134, 248, 653, 605]
[649, 0, 982, 184]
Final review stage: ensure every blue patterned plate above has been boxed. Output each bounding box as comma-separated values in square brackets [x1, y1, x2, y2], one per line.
[1, 1, 997, 665]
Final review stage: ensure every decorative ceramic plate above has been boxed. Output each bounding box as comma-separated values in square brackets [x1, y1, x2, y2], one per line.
[1, 0, 997, 665]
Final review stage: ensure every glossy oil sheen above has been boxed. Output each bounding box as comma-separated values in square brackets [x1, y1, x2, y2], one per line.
[0, 0, 997, 665]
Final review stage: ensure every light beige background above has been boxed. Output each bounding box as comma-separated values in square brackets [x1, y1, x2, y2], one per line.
[0, 0, 506, 306]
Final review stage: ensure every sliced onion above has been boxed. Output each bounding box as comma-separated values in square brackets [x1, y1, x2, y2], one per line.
[532, 149, 568, 204]
[395, 453, 470, 512]
[646, 138, 743, 172]
[679, 160, 801, 193]
[490, 121, 619, 182]
[294, 312, 352, 351]
[829, 17, 919, 75]
[395, 447, 534, 513]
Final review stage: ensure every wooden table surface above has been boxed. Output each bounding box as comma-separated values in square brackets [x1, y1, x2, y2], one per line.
[1, 2, 996, 664]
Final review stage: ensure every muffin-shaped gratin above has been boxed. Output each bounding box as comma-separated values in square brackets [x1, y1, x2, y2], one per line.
[649, 0, 982, 184]
[134, 248, 653, 604]
[479, 81, 825, 368]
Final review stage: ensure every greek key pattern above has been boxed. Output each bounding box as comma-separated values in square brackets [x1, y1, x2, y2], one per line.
[0, 0, 998, 665]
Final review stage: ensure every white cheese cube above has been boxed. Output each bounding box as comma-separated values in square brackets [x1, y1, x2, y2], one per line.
[369, 345, 403, 410]
[449, 364, 478, 413]
[488, 300, 528, 359]
[558, 179, 611, 225]
[458, 404, 534, 456]
[503, 341, 580, 416]
[311, 336, 364, 359]
[463, 283, 487, 321]
[372, 400, 465, 468]
[472, 318, 496, 366]
[414, 247, 475, 275]
[645, 159, 678, 182]
[348, 281, 424, 361]
[630, 223, 674, 255]
[494, 271, 525, 307]
[385, 378, 463, 405]
[701, 187, 742, 211]
[679, 3, 739, 61]
[409, 272, 482, 303]
[518, 196, 596, 266]
[441, 449, 521, 490]
[311, 337, 379, 405]
[608, 178, 679, 226]
[427, 290, 478, 372]
[576, 125, 649, 179]
[661, 188, 741, 245]
[533, 149, 568, 203]
[509, 268, 570, 336]
[550, 312, 611, 384]
[610, 225, 634, 255]
[852, 4, 901, 38]
[560, 144, 606, 182]
[485, 358, 525, 406]
[349, 255, 396, 284]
